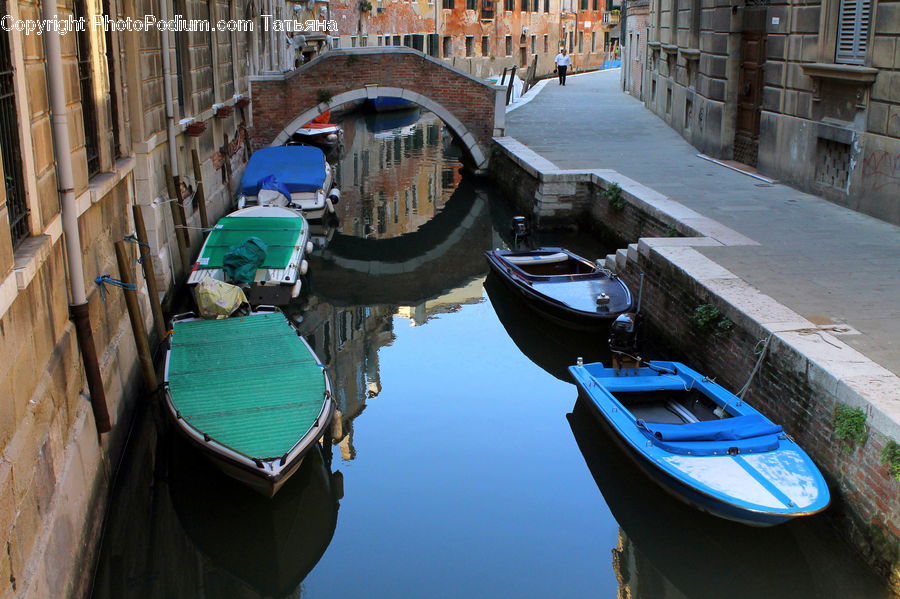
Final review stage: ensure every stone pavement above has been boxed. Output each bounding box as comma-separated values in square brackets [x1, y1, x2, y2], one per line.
[506, 69, 900, 376]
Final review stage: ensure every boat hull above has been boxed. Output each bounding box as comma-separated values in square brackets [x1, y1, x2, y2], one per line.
[484, 250, 632, 329]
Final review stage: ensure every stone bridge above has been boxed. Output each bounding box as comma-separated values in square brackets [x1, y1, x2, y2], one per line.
[250, 47, 506, 170]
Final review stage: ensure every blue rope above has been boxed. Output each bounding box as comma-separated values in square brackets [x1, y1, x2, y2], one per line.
[95, 274, 136, 302]
[124, 234, 150, 247]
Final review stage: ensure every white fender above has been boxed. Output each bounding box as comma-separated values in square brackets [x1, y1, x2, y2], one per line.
[300, 259, 309, 275]
[306, 241, 314, 254]
[291, 279, 303, 298]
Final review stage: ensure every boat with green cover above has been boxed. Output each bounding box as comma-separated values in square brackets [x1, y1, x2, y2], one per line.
[164, 308, 334, 497]
[187, 206, 313, 306]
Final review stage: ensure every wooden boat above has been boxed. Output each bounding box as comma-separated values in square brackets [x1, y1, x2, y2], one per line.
[236, 146, 340, 220]
[291, 110, 343, 150]
[164, 309, 335, 497]
[366, 96, 416, 112]
[484, 247, 633, 328]
[188, 206, 312, 306]
[569, 360, 830, 526]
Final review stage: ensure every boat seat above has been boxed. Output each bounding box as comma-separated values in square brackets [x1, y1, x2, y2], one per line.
[504, 252, 568, 265]
[637, 414, 784, 456]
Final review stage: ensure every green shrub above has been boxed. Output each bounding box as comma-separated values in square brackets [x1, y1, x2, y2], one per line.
[880, 441, 900, 481]
[665, 224, 679, 237]
[316, 89, 333, 105]
[603, 183, 626, 213]
[692, 304, 734, 337]
[833, 404, 868, 451]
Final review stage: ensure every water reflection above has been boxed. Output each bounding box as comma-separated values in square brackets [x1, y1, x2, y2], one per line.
[567, 401, 889, 599]
[90, 413, 341, 599]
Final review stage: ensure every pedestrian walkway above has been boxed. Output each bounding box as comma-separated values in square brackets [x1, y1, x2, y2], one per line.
[506, 69, 900, 375]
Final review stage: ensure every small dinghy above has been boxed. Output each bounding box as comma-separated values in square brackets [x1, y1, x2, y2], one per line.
[188, 205, 312, 306]
[484, 247, 633, 328]
[291, 110, 343, 150]
[569, 360, 830, 526]
[236, 146, 340, 220]
[164, 308, 334, 497]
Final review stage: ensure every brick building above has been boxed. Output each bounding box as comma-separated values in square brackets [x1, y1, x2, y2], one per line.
[621, 0, 649, 98]
[643, 0, 900, 224]
[328, 0, 621, 78]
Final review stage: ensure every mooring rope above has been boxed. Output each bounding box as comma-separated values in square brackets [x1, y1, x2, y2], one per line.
[94, 274, 136, 302]
[737, 333, 774, 399]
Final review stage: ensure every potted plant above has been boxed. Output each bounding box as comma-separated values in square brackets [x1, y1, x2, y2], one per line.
[186, 121, 208, 137]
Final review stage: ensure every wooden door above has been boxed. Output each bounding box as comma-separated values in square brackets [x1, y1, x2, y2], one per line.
[734, 29, 766, 167]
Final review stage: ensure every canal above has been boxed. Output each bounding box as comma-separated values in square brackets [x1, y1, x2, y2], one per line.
[90, 108, 889, 599]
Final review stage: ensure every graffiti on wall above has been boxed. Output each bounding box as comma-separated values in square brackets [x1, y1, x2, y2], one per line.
[861, 150, 900, 192]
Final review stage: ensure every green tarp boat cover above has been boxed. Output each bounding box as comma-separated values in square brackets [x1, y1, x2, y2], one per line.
[167, 312, 327, 459]
[197, 216, 305, 271]
[223, 237, 267, 284]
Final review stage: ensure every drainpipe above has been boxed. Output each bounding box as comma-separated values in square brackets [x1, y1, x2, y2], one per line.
[160, 0, 180, 179]
[42, 0, 110, 433]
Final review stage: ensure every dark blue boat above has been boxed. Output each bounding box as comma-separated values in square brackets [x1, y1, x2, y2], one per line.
[484, 247, 632, 329]
[569, 360, 831, 526]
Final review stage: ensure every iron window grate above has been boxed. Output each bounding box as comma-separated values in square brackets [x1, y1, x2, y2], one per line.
[0, 1, 28, 248]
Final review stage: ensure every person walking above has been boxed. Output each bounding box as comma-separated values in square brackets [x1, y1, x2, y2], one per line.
[554, 48, 572, 85]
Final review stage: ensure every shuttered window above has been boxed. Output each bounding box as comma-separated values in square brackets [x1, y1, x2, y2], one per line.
[836, 0, 871, 65]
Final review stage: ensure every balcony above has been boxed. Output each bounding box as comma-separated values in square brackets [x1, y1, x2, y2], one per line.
[602, 10, 620, 25]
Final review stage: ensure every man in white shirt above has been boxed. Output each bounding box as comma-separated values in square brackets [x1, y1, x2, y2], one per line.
[554, 48, 572, 86]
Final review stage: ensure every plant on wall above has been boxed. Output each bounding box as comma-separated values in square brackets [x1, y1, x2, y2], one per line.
[603, 182, 626, 213]
[833, 403, 868, 451]
[692, 303, 734, 337]
[316, 89, 333, 105]
[881, 441, 900, 481]
[359, 0, 373, 11]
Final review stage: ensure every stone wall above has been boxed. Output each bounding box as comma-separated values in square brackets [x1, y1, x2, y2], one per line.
[493, 134, 900, 589]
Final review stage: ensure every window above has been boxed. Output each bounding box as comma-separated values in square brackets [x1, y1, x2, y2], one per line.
[393, 35, 402, 45]
[505, 35, 512, 55]
[102, 0, 121, 159]
[520, 0, 528, 10]
[74, 0, 100, 176]
[465, 36, 474, 56]
[377, 35, 383, 45]
[350, 36, 358, 47]
[591, 32, 596, 52]
[467, 0, 477, 8]
[533, 0, 539, 10]
[443, 0, 454, 7]
[505, 0, 514, 10]
[544, 0, 549, 11]
[592, 0, 598, 8]
[580, 0, 587, 9]
[360, 35, 368, 47]
[578, 31, 584, 52]
[427, 33, 440, 56]
[836, 0, 871, 65]
[332, 36, 341, 48]
[530, 34, 536, 54]
[443, 36, 452, 56]
[0, 1, 27, 248]
[482, 35, 490, 55]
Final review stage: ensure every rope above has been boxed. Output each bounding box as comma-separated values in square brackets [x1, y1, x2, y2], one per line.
[737, 333, 773, 399]
[124, 234, 150, 248]
[95, 275, 136, 302]
[174, 225, 214, 232]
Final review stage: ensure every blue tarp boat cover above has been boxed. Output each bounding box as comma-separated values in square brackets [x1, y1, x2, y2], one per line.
[640, 414, 783, 442]
[239, 146, 326, 195]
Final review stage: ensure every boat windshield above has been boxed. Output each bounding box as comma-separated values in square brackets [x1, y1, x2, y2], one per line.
[514, 256, 593, 277]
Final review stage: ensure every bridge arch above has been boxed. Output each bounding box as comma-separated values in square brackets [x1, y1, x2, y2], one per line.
[250, 47, 506, 171]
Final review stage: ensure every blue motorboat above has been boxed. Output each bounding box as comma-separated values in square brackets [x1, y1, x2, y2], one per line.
[367, 96, 416, 112]
[568, 360, 830, 526]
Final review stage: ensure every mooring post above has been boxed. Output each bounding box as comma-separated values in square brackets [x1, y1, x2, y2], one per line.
[191, 149, 210, 231]
[114, 240, 158, 394]
[506, 65, 517, 106]
[131, 205, 167, 343]
[163, 163, 191, 274]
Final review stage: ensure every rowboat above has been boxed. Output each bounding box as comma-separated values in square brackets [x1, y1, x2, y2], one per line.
[187, 206, 312, 306]
[569, 360, 830, 526]
[236, 146, 340, 220]
[164, 309, 334, 497]
[484, 247, 633, 328]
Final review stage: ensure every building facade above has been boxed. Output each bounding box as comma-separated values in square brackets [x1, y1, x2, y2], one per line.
[621, 0, 649, 98]
[643, 0, 900, 224]
[329, 0, 621, 79]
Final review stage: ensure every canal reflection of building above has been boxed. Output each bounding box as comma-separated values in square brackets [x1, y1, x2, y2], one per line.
[90, 414, 341, 599]
[334, 109, 463, 241]
[395, 276, 486, 327]
[566, 402, 820, 599]
[484, 273, 611, 381]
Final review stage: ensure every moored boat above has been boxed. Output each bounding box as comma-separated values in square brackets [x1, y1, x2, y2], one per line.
[568, 360, 830, 526]
[367, 96, 416, 112]
[291, 110, 343, 149]
[164, 308, 335, 497]
[236, 146, 340, 220]
[484, 247, 633, 328]
[187, 205, 312, 306]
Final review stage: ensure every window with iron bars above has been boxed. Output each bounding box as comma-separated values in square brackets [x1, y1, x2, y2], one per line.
[0, 0, 28, 248]
[74, 0, 100, 177]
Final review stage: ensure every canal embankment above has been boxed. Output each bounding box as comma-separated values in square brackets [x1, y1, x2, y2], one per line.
[491, 133, 900, 590]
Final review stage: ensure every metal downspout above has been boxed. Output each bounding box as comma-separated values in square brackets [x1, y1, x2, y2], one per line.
[42, 0, 111, 433]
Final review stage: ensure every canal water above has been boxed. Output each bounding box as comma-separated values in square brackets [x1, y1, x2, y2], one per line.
[90, 108, 889, 599]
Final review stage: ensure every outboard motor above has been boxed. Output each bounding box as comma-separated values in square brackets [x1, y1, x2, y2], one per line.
[608, 273, 644, 369]
[510, 216, 529, 249]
